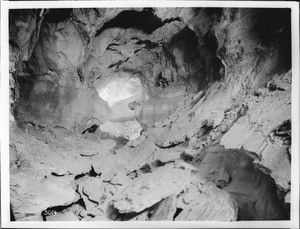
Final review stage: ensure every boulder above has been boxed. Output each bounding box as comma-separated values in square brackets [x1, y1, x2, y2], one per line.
[113, 164, 194, 213]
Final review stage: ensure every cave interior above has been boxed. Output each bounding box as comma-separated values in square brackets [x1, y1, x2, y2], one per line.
[8, 7, 292, 221]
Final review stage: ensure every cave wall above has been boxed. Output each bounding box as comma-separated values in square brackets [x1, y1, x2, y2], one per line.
[10, 8, 225, 130]
[9, 8, 291, 188]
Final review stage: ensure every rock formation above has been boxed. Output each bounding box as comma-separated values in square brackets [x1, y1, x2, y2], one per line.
[9, 7, 292, 221]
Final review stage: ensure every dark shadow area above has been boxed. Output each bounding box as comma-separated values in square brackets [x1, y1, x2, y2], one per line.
[173, 207, 183, 220]
[44, 9, 73, 23]
[96, 8, 164, 35]
[168, 26, 223, 91]
[251, 8, 291, 47]
[82, 124, 99, 135]
[10, 204, 16, 221]
[169, 27, 200, 65]
[201, 31, 224, 83]
[193, 145, 289, 220]
[251, 8, 291, 72]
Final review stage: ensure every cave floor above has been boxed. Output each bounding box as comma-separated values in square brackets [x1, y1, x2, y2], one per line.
[9, 114, 288, 221]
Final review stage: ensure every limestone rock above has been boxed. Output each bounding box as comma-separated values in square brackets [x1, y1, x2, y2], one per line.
[27, 20, 86, 73]
[11, 173, 77, 221]
[110, 172, 131, 187]
[150, 195, 177, 221]
[71, 8, 124, 39]
[220, 71, 291, 190]
[193, 145, 288, 220]
[258, 143, 290, 190]
[175, 182, 238, 221]
[113, 164, 194, 213]
[81, 177, 104, 203]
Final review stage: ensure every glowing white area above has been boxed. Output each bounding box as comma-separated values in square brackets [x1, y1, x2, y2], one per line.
[98, 77, 143, 107]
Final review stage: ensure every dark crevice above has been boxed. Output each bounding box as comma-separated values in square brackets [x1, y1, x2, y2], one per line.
[202, 30, 224, 83]
[74, 166, 101, 180]
[82, 189, 100, 205]
[268, 83, 285, 91]
[150, 159, 166, 168]
[134, 48, 142, 54]
[10, 204, 16, 221]
[135, 40, 160, 49]
[127, 170, 138, 179]
[106, 43, 121, 52]
[155, 72, 170, 88]
[74, 173, 85, 180]
[201, 125, 213, 136]
[80, 153, 97, 157]
[51, 172, 65, 177]
[103, 180, 123, 186]
[89, 165, 99, 177]
[43, 9, 73, 23]
[155, 140, 185, 149]
[107, 57, 129, 69]
[169, 26, 199, 62]
[275, 120, 291, 135]
[140, 163, 152, 174]
[82, 124, 99, 135]
[162, 17, 181, 24]
[271, 119, 291, 146]
[173, 208, 183, 220]
[180, 152, 194, 162]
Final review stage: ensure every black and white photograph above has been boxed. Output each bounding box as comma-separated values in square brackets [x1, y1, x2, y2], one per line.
[1, 1, 299, 228]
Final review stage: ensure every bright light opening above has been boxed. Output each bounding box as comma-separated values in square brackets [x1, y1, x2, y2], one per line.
[97, 76, 143, 107]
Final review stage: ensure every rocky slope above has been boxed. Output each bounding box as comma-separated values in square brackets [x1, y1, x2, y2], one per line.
[9, 7, 291, 221]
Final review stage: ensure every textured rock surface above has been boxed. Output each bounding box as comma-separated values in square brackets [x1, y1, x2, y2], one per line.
[113, 164, 193, 213]
[193, 145, 288, 220]
[220, 71, 291, 190]
[9, 7, 292, 222]
[149, 195, 177, 221]
[175, 182, 238, 221]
